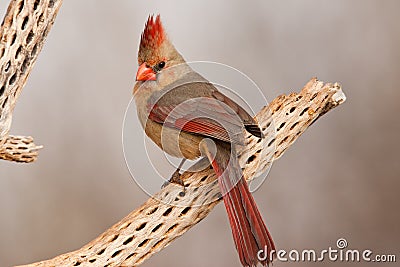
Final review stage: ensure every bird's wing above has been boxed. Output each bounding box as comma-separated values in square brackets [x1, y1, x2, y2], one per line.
[146, 72, 262, 145]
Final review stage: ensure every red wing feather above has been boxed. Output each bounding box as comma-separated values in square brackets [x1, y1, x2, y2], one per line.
[147, 99, 244, 144]
[175, 118, 231, 142]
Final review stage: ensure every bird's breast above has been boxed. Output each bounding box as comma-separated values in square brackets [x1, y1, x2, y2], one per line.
[144, 119, 203, 160]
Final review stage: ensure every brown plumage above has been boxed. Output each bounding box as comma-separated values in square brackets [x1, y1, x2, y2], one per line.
[133, 15, 275, 266]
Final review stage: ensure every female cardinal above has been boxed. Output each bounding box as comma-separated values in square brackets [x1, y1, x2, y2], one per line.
[133, 15, 275, 266]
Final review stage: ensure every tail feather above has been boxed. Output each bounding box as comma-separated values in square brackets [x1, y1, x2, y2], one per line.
[240, 179, 275, 257]
[219, 178, 261, 266]
[207, 142, 275, 266]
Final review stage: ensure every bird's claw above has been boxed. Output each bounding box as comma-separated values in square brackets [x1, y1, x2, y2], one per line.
[162, 170, 186, 196]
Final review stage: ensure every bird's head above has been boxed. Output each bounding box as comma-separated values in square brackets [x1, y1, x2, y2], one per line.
[136, 15, 185, 82]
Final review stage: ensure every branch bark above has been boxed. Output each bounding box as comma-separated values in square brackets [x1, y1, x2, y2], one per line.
[17, 78, 346, 267]
[0, 0, 63, 162]
[0, 134, 42, 162]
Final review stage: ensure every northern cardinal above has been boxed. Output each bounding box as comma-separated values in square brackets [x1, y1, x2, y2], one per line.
[133, 15, 275, 266]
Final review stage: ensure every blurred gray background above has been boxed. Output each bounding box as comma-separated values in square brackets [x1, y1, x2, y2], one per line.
[1, 0, 399, 266]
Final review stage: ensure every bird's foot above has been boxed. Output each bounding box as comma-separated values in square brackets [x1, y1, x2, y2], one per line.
[162, 169, 186, 196]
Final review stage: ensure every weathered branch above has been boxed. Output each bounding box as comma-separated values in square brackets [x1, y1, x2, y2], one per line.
[17, 78, 346, 267]
[0, 134, 42, 162]
[0, 0, 63, 162]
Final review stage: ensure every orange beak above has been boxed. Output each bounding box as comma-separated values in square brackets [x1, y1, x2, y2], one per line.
[136, 63, 156, 81]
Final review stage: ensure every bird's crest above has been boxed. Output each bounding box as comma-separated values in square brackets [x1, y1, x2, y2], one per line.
[140, 15, 166, 50]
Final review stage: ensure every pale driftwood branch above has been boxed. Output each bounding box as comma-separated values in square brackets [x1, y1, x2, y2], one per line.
[0, 134, 42, 162]
[17, 78, 346, 267]
[0, 0, 63, 162]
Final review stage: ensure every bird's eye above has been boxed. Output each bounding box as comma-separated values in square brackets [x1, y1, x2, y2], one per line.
[158, 61, 166, 69]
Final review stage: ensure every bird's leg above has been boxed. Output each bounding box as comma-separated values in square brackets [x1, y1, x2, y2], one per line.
[162, 159, 186, 189]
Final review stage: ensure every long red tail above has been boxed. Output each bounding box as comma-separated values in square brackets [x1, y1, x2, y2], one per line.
[208, 143, 275, 266]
